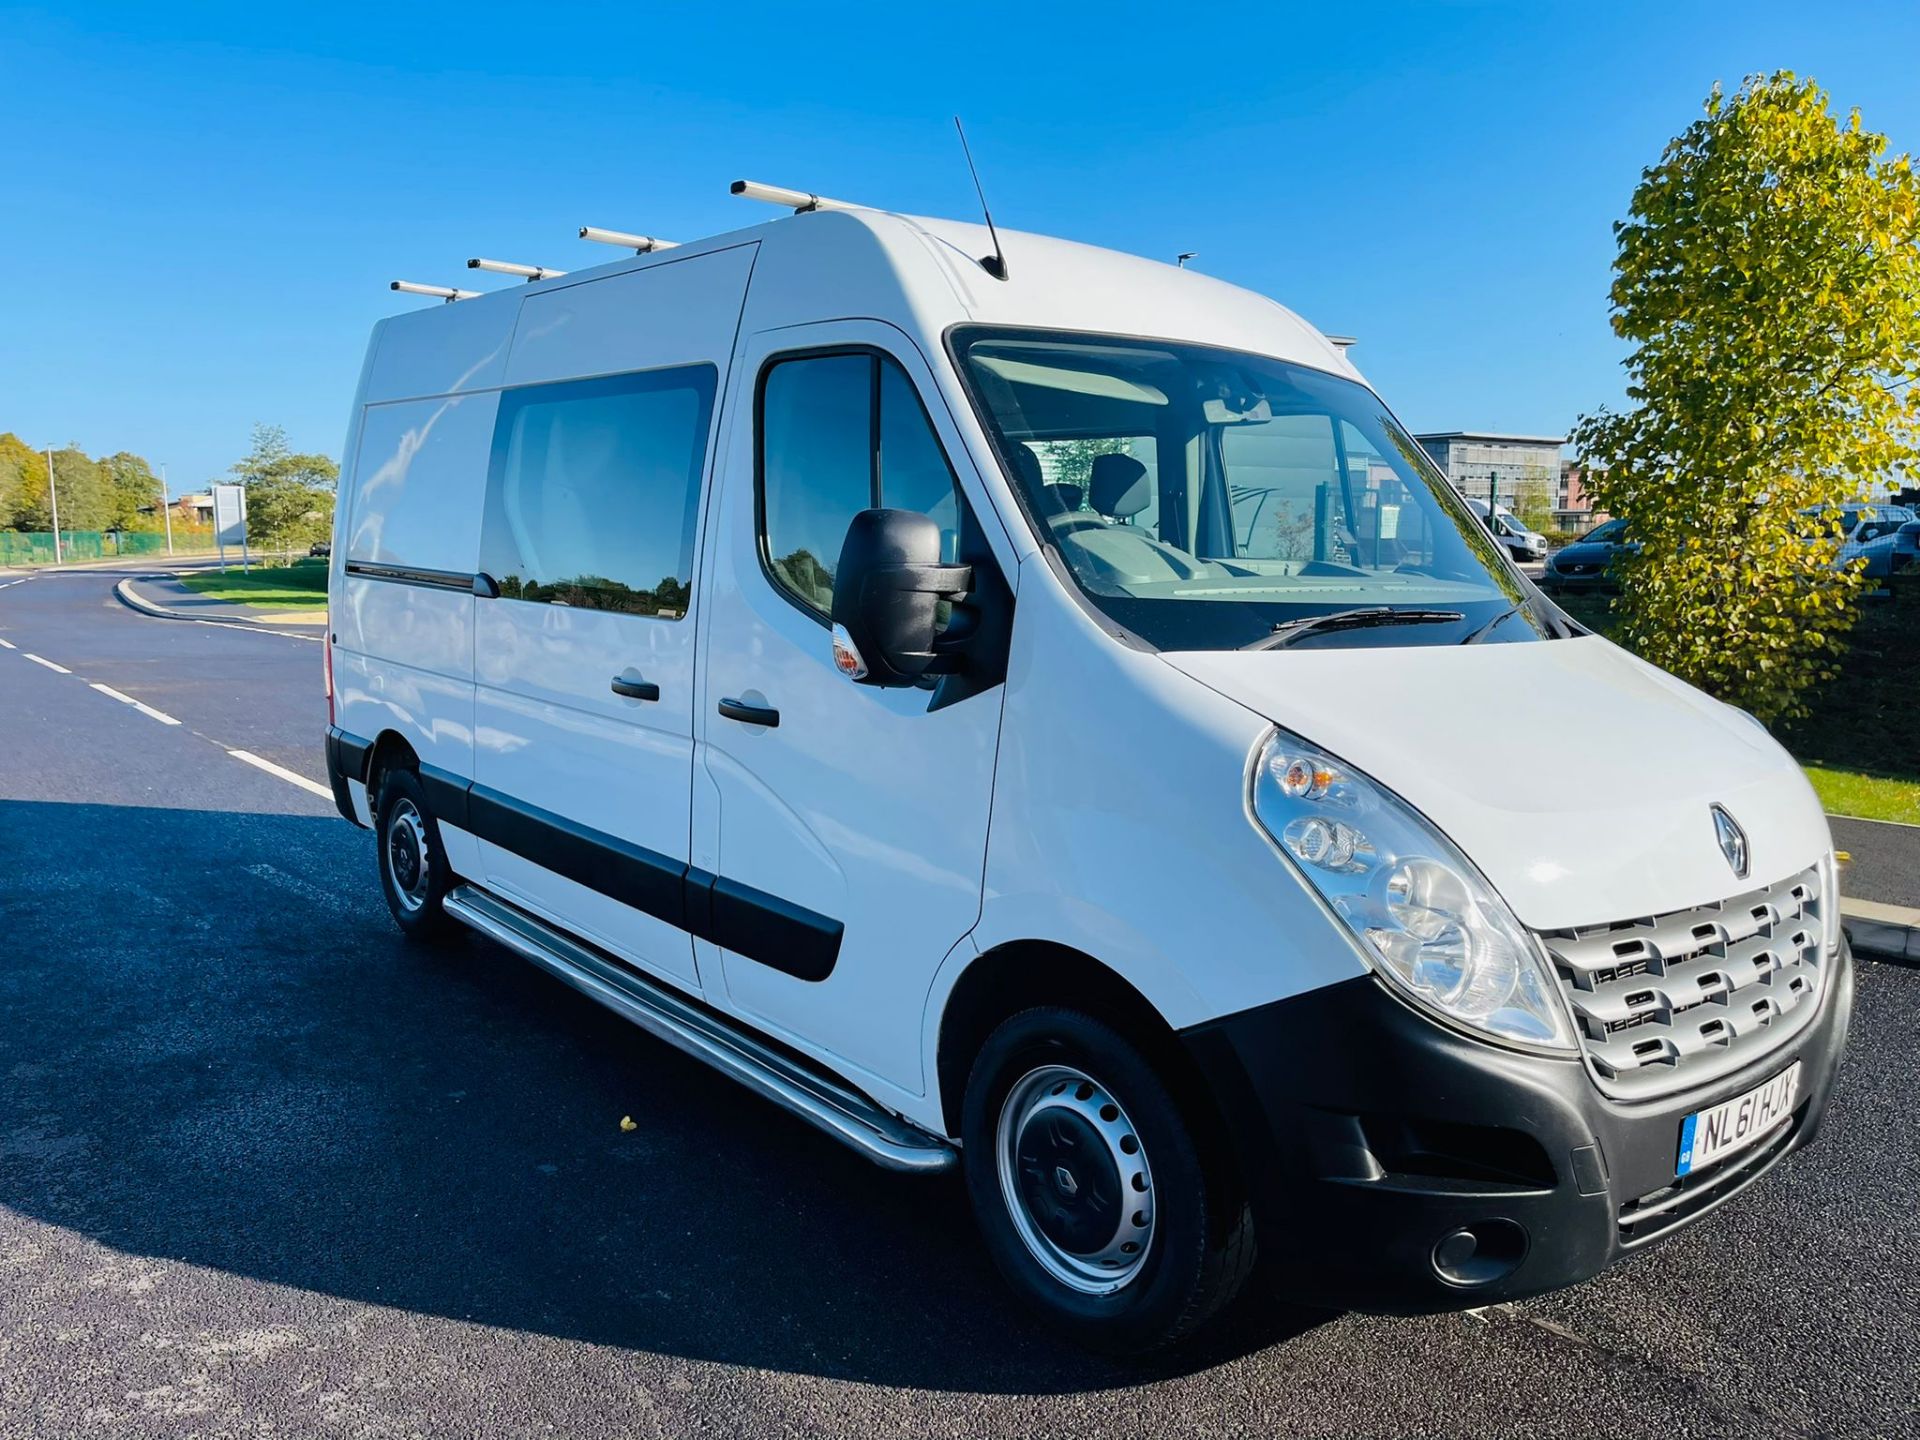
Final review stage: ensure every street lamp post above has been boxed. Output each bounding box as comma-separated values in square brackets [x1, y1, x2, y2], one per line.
[44, 449, 61, 565]
[159, 463, 175, 556]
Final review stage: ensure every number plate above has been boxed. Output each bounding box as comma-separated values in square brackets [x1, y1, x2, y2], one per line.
[1677, 1062, 1801, 1177]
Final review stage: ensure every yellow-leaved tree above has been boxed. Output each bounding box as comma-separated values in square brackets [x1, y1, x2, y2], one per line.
[1573, 72, 1920, 723]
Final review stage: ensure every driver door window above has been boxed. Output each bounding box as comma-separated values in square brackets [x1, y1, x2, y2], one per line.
[758, 351, 960, 617]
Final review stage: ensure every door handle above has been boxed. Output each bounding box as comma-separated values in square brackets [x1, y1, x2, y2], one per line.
[717, 697, 779, 727]
[610, 676, 661, 701]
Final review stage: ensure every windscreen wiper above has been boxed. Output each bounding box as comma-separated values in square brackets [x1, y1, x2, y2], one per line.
[1458, 604, 1523, 644]
[1241, 606, 1466, 651]
[1460, 599, 1584, 643]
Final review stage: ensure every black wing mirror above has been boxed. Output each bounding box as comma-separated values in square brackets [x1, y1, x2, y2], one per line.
[829, 509, 973, 687]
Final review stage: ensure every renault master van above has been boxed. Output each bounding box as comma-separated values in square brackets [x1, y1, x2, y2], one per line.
[324, 195, 1852, 1353]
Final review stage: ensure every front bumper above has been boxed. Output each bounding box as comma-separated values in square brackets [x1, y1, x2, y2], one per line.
[1539, 568, 1613, 594]
[1180, 939, 1855, 1313]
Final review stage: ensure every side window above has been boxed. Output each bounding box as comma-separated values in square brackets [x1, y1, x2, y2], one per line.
[481, 365, 717, 617]
[759, 351, 961, 616]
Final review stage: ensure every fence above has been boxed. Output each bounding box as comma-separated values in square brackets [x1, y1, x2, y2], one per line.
[0, 529, 220, 566]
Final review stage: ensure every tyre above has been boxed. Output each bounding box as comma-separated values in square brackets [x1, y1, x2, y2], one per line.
[961, 1006, 1255, 1354]
[375, 766, 457, 942]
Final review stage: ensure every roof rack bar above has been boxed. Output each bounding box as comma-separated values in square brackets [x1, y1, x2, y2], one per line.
[730, 179, 857, 213]
[467, 257, 568, 281]
[391, 280, 481, 302]
[579, 226, 679, 253]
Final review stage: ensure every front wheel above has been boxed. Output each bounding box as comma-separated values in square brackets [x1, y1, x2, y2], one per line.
[961, 1007, 1255, 1354]
[375, 767, 457, 942]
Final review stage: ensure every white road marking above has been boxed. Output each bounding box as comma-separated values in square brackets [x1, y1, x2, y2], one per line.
[0, 637, 15, 648]
[194, 618, 323, 642]
[89, 682, 182, 726]
[228, 748, 333, 800]
[23, 653, 71, 673]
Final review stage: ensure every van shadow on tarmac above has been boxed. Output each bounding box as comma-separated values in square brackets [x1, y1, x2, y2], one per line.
[0, 798, 1323, 1392]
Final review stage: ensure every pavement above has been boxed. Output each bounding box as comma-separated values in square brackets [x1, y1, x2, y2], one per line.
[3, 564, 1919, 1438]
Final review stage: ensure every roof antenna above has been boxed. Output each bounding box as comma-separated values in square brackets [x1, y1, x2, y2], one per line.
[953, 117, 1008, 281]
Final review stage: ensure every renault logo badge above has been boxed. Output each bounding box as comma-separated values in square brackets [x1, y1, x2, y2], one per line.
[1711, 804, 1749, 880]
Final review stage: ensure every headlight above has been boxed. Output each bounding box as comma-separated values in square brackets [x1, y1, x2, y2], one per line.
[1251, 729, 1577, 1052]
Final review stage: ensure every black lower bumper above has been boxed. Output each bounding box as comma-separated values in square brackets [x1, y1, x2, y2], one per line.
[1180, 942, 1855, 1313]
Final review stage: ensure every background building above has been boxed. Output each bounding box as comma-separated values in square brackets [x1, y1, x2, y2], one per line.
[1416, 430, 1608, 534]
[1557, 460, 1608, 533]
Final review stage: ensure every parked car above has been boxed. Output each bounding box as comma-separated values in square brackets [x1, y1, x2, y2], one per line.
[1540, 516, 1632, 594]
[324, 197, 1851, 1353]
[1834, 504, 1918, 579]
[1886, 517, 1920, 576]
[1464, 497, 1548, 562]
[308, 540, 332, 558]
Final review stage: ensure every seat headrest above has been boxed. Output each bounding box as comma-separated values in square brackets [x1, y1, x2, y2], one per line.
[1090, 454, 1151, 518]
[1009, 445, 1044, 491]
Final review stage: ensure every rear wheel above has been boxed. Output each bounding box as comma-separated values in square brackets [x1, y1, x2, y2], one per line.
[961, 1007, 1255, 1354]
[375, 766, 457, 942]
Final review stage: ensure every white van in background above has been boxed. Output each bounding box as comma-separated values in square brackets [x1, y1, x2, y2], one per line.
[324, 194, 1852, 1353]
[1465, 496, 1550, 563]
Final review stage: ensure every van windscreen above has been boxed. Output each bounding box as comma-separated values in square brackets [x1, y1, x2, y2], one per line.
[951, 327, 1546, 652]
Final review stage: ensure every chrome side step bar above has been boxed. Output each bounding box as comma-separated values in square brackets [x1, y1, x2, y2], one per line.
[442, 885, 957, 1174]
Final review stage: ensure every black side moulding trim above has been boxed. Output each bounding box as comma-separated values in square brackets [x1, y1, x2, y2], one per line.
[344, 560, 482, 593]
[322, 724, 841, 981]
[418, 765, 471, 831]
[324, 726, 370, 826]
[468, 783, 689, 932]
[693, 868, 843, 983]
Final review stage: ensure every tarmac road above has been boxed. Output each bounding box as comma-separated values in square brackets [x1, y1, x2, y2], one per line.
[1, 564, 1916, 1438]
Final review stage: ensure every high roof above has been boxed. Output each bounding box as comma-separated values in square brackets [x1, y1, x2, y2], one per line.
[382, 202, 1358, 383]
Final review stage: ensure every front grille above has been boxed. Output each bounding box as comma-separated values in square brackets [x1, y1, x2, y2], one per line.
[1537, 866, 1827, 1101]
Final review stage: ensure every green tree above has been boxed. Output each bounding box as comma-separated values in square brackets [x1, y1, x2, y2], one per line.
[1510, 469, 1555, 533]
[1572, 73, 1920, 723]
[8, 445, 111, 531]
[0, 432, 34, 528]
[230, 423, 339, 554]
[101, 452, 164, 531]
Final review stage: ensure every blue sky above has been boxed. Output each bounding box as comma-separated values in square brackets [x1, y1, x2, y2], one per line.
[4, 2, 1919, 494]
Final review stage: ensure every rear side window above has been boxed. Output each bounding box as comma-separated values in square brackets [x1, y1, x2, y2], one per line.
[759, 351, 960, 616]
[481, 365, 717, 617]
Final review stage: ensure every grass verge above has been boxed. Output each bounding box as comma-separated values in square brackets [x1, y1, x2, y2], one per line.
[1801, 767, 1920, 825]
[178, 558, 328, 612]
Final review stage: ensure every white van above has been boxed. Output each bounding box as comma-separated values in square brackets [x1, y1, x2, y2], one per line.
[1464, 496, 1550, 563]
[324, 198, 1852, 1353]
